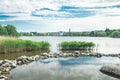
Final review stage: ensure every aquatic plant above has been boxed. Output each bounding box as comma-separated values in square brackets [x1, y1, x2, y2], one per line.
[0, 36, 50, 54]
[59, 41, 95, 50]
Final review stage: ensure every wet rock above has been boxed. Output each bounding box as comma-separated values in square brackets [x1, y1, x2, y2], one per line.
[96, 53, 102, 57]
[17, 61, 22, 65]
[59, 53, 64, 57]
[67, 53, 73, 57]
[118, 56, 120, 58]
[48, 54, 54, 58]
[16, 56, 33, 65]
[0, 75, 7, 80]
[63, 53, 72, 57]
[53, 52, 63, 58]
[40, 55, 48, 59]
[41, 53, 49, 56]
[73, 51, 81, 57]
[40, 53, 49, 59]
[1, 63, 10, 68]
[89, 53, 102, 57]
[53, 53, 58, 57]
[0, 60, 16, 68]
[74, 51, 80, 54]
[33, 55, 40, 60]
[100, 64, 120, 79]
[80, 53, 86, 56]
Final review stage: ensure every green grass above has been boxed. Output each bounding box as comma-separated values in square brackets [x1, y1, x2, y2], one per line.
[0, 36, 50, 54]
[59, 41, 95, 50]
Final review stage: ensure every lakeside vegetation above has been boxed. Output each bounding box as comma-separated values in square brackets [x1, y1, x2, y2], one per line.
[0, 36, 50, 54]
[59, 41, 95, 50]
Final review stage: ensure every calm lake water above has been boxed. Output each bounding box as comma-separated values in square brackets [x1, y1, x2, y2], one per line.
[21, 36, 120, 54]
[10, 57, 120, 80]
[9, 36, 120, 80]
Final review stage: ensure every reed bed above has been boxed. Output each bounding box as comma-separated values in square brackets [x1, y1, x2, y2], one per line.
[0, 36, 50, 54]
[59, 41, 95, 50]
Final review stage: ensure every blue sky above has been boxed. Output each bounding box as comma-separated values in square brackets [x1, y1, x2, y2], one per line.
[0, 0, 120, 32]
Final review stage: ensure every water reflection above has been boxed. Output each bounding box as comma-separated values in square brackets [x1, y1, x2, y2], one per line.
[10, 57, 120, 80]
[0, 50, 50, 60]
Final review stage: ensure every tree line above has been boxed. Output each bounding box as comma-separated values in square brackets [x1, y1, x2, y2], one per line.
[0, 23, 120, 38]
[53, 28, 120, 38]
[79, 28, 120, 38]
[0, 24, 19, 37]
[20, 28, 120, 38]
[37, 28, 120, 38]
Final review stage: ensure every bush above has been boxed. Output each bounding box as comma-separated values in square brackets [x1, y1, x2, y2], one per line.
[110, 31, 120, 38]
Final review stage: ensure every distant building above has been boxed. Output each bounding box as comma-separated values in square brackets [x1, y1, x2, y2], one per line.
[30, 32, 37, 36]
[69, 28, 72, 36]
[59, 31, 64, 36]
[69, 28, 71, 33]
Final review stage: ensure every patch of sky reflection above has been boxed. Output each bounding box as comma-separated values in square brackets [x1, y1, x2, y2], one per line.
[38, 57, 120, 66]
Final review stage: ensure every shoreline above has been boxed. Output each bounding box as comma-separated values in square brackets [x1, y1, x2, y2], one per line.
[0, 51, 120, 80]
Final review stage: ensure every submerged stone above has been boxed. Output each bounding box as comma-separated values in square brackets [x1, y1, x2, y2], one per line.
[100, 64, 120, 79]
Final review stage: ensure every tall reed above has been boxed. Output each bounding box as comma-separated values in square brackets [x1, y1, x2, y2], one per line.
[0, 36, 50, 54]
[59, 41, 95, 50]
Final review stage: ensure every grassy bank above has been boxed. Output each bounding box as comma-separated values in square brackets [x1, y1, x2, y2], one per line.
[0, 36, 50, 54]
[59, 41, 95, 50]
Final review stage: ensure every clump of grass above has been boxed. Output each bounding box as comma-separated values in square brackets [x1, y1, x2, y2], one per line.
[59, 41, 95, 50]
[0, 36, 50, 54]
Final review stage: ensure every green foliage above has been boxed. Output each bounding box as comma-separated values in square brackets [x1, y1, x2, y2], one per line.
[81, 32, 90, 36]
[0, 38, 50, 54]
[0, 24, 19, 37]
[5, 24, 19, 37]
[105, 28, 110, 36]
[96, 31, 106, 37]
[0, 24, 8, 36]
[110, 31, 120, 38]
[59, 41, 95, 50]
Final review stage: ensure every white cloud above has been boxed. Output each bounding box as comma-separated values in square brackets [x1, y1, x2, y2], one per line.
[0, 0, 33, 13]
[0, 0, 120, 13]
[0, 0, 120, 31]
[32, 10, 70, 18]
[0, 0, 61, 13]
[58, 0, 120, 7]
[96, 8, 120, 16]
[16, 15, 120, 32]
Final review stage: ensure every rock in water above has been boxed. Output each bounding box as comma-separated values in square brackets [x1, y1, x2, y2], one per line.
[73, 51, 81, 57]
[100, 64, 120, 79]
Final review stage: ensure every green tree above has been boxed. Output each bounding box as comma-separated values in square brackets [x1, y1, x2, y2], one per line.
[0, 24, 8, 36]
[105, 28, 110, 36]
[110, 31, 120, 38]
[96, 31, 106, 37]
[81, 32, 90, 36]
[89, 31, 95, 36]
[5, 24, 19, 37]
